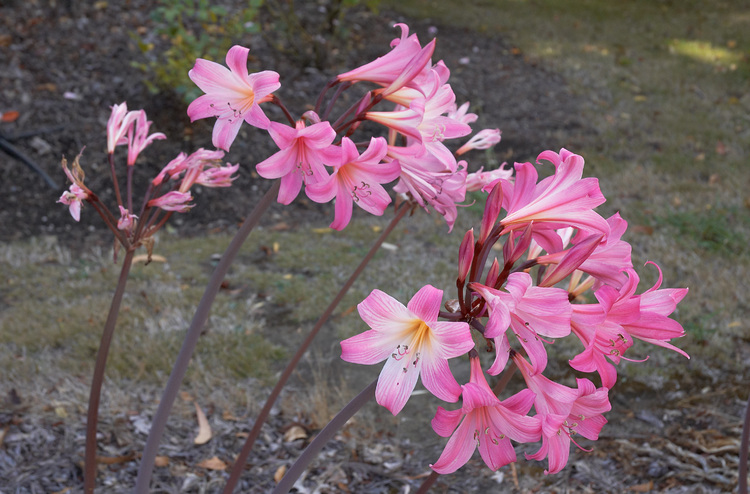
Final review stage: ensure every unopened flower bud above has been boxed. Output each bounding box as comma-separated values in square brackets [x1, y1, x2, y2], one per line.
[457, 228, 474, 284]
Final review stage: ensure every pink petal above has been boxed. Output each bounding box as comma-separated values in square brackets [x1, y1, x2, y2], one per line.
[356, 289, 415, 334]
[430, 415, 478, 474]
[212, 116, 243, 152]
[376, 352, 421, 415]
[340, 329, 400, 365]
[406, 284, 443, 322]
[420, 355, 462, 403]
[432, 406, 463, 438]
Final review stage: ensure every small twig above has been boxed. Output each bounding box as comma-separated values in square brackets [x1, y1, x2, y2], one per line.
[414, 470, 439, 494]
[0, 134, 59, 189]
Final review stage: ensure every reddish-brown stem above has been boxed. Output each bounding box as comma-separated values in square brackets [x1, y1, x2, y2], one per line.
[271, 95, 296, 126]
[108, 153, 123, 208]
[134, 180, 280, 492]
[415, 470, 440, 494]
[222, 201, 411, 493]
[83, 248, 135, 494]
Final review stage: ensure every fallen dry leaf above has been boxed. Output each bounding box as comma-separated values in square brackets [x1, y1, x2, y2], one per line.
[274, 465, 286, 483]
[196, 456, 227, 470]
[193, 402, 212, 445]
[154, 456, 170, 467]
[283, 425, 308, 442]
[1, 110, 19, 122]
[133, 254, 166, 263]
[96, 453, 136, 465]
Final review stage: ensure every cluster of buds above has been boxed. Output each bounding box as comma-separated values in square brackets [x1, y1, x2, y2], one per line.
[341, 148, 688, 474]
[58, 102, 239, 256]
[186, 24, 504, 231]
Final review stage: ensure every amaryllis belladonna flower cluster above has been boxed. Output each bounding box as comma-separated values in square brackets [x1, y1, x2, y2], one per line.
[341, 148, 689, 475]
[185, 24, 506, 231]
[58, 102, 239, 253]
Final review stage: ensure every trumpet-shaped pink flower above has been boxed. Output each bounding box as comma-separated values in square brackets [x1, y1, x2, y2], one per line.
[465, 165, 514, 192]
[58, 184, 88, 221]
[470, 272, 571, 375]
[500, 149, 609, 237]
[514, 354, 610, 474]
[196, 163, 240, 188]
[187, 45, 280, 151]
[255, 119, 339, 204]
[305, 137, 400, 231]
[388, 145, 467, 231]
[126, 110, 166, 166]
[430, 356, 541, 474]
[152, 149, 225, 186]
[619, 264, 690, 358]
[106, 102, 138, 154]
[456, 128, 501, 156]
[117, 206, 138, 233]
[341, 285, 474, 415]
[147, 191, 194, 212]
[537, 213, 632, 289]
[337, 24, 426, 88]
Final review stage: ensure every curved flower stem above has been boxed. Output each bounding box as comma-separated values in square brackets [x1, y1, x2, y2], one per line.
[222, 200, 410, 493]
[740, 392, 750, 494]
[83, 247, 135, 494]
[415, 471, 439, 494]
[133, 180, 280, 493]
[272, 379, 377, 494]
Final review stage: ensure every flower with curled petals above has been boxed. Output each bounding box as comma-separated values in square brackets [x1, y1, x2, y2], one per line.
[187, 45, 280, 151]
[341, 285, 474, 415]
[430, 355, 541, 474]
[306, 137, 400, 231]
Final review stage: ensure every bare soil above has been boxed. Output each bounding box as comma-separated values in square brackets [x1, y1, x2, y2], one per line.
[0, 1, 745, 493]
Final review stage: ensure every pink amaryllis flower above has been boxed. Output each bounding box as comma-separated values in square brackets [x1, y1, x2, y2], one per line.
[470, 272, 571, 376]
[117, 205, 138, 233]
[195, 163, 240, 188]
[341, 285, 474, 415]
[255, 119, 339, 205]
[513, 353, 611, 474]
[430, 355, 541, 474]
[58, 184, 88, 221]
[499, 149, 609, 237]
[106, 102, 139, 154]
[147, 191, 194, 212]
[306, 137, 400, 231]
[126, 110, 166, 166]
[465, 165, 514, 192]
[456, 128, 501, 156]
[388, 144, 467, 231]
[337, 23, 427, 88]
[187, 45, 280, 151]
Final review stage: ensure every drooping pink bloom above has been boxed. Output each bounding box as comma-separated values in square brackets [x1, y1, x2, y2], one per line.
[152, 149, 225, 187]
[537, 213, 633, 289]
[499, 149, 609, 237]
[465, 165, 514, 192]
[58, 184, 88, 221]
[341, 285, 474, 415]
[305, 137, 400, 231]
[619, 264, 690, 358]
[513, 354, 611, 474]
[106, 102, 138, 154]
[337, 24, 426, 87]
[187, 45, 280, 151]
[456, 128, 502, 156]
[447, 101, 478, 125]
[117, 206, 138, 233]
[471, 272, 571, 375]
[147, 191, 194, 212]
[388, 145, 467, 231]
[430, 356, 541, 474]
[196, 163, 240, 188]
[255, 119, 339, 204]
[126, 110, 166, 166]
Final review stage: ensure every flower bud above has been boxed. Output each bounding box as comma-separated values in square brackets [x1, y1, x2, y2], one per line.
[457, 228, 474, 284]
